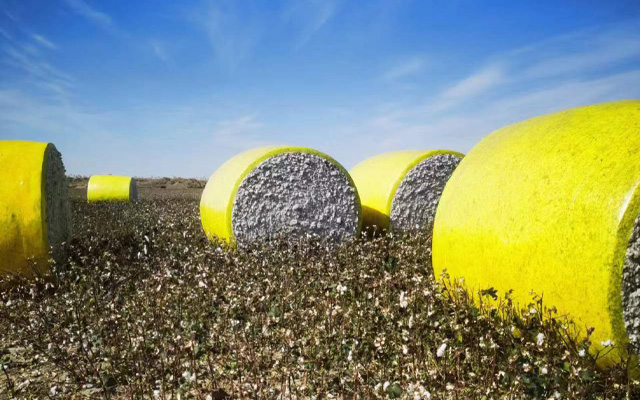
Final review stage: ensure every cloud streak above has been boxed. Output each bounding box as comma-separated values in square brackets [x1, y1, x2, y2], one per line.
[212, 114, 269, 149]
[32, 34, 56, 50]
[150, 40, 171, 65]
[190, 1, 263, 71]
[284, 0, 339, 48]
[2, 44, 74, 97]
[520, 28, 640, 79]
[439, 64, 505, 103]
[383, 57, 425, 81]
[62, 0, 114, 29]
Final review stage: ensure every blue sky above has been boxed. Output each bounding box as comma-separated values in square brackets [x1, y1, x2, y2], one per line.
[1, 0, 639, 178]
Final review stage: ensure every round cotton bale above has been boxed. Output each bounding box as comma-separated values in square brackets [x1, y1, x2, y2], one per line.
[432, 100, 640, 368]
[349, 150, 463, 235]
[200, 146, 362, 247]
[87, 175, 138, 202]
[0, 140, 71, 277]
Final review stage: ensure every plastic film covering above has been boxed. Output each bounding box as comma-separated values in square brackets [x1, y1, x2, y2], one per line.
[87, 175, 137, 202]
[433, 100, 640, 368]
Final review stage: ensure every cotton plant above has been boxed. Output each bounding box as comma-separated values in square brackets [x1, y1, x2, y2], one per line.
[0, 198, 636, 399]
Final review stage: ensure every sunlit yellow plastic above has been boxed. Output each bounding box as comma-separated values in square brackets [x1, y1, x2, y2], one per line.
[200, 146, 362, 245]
[349, 150, 464, 231]
[433, 100, 640, 368]
[87, 175, 135, 202]
[0, 140, 52, 276]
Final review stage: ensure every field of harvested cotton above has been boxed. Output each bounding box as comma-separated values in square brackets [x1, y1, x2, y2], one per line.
[0, 195, 636, 399]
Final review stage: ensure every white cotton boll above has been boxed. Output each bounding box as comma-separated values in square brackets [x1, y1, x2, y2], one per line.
[436, 343, 447, 358]
[399, 291, 408, 308]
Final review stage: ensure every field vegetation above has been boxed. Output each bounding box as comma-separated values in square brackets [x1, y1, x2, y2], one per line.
[1, 196, 638, 399]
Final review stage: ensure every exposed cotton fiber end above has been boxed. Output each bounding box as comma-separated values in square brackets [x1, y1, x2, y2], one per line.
[44, 144, 72, 263]
[200, 146, 362, 247]
[390, 154, 462, 234]
[623, 214, 640, 352]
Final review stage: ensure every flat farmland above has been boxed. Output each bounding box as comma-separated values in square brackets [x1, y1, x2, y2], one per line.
[0, 184, 636, 399]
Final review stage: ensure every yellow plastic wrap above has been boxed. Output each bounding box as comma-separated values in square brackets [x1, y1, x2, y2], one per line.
[0, 141, 53, 276]
[350, 150, 464, 231]
[87, 175, 136, 202]
[200, 146, 362, 245]
[432, 100, 640, 368]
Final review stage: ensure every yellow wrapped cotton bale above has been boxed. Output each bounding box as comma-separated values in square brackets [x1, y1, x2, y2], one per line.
[0, 141, 71, 277]
[350, 150, 463, 234]
[200, 146, 362, 247]
[87, 175, 138, 202]
[433, 100, 640, 368]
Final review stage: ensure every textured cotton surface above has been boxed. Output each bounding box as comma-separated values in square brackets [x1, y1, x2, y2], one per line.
[623, 213, 640, 352]
[232, 152, 360, 246]
[390, 154, 461, 234]
[44, 144, 72, 259]
[130, 179, 139, 201]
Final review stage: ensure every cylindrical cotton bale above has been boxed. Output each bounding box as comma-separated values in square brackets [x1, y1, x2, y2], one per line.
[87, 175, 138, 202]
[432, 100, 640, 368]
[0, 140, 71, 277]
[200, 146, 362, 246]
[349, 150, 463, 234]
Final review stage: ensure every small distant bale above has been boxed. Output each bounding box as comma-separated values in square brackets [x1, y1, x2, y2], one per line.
[350, 150, 463, 235]
[87, 175, 138, 202]
[200, 146, 362, 247]
[0, 140, 72, 277]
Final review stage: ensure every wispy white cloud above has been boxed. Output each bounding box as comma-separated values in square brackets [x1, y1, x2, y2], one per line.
[333, 68, 640, 168]
[440, 64, 505, 102]
[398, 21, 640, 117]
[383, 57, 425, 81]
[521, 29, 640, 79]
[4, 10, 17, 22]
[212, 114, 268, 149]
[32, 34, 56, 50]
[0, 87, 147, 176]
[0, 10, 71, 101]
[0, 88, 105, 135]
[190, 1, 262, 70]
[0, 27, 11, 40]
[411, 63, 506, 114]
[0, 88, 269, 176]
[483, 69, 640, 120]
[2, 44, 74, 97]
[62, 0, 113, 29]
[19, 42, 39, 56]
[328, 23, 640, 167]
[150, 40, 170, 65]
[283, 0, 339, 48]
